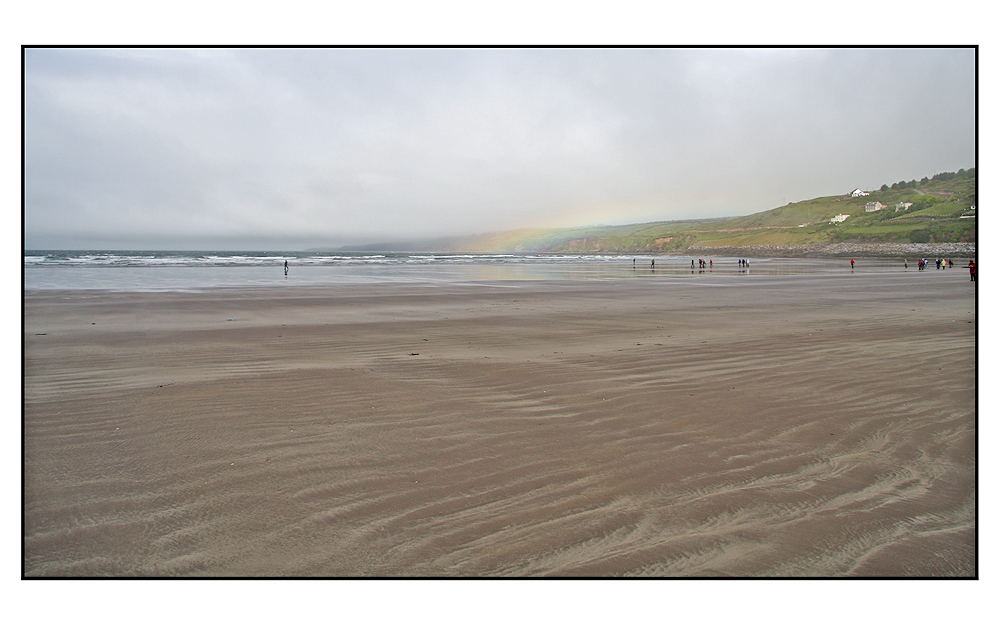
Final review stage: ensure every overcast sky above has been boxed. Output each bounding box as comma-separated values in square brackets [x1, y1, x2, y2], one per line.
[24, 47, 976, 250]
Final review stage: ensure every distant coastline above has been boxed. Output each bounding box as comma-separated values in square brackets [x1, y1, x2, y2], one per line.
[325, 242, 976, 259]
[684, 242, 976, 258]
[320, 169, 975, 256]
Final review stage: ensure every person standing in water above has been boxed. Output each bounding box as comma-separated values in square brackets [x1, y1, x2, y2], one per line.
[850, 259, 855, 270]
[284, 260, 289, 276]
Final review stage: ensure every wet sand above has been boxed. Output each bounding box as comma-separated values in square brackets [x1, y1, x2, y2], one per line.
[23, 271, 976, 576]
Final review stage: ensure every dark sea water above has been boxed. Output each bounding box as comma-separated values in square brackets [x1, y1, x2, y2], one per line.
[23, 250, 926, 292]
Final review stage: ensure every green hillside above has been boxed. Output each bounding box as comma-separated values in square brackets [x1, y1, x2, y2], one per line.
[502, 168, 976, 253]
[341, 168, 975, 254]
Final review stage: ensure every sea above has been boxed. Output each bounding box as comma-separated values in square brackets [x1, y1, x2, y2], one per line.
[23, 250, 925, 292]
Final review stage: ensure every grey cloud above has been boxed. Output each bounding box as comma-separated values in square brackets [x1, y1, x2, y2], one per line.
[24, 47, 976, 249]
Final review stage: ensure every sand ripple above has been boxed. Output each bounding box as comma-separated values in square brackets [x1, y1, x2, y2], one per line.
[24, 275, 976, 576]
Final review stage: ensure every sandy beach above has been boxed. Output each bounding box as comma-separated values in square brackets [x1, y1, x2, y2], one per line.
[23, 269, 976, 577]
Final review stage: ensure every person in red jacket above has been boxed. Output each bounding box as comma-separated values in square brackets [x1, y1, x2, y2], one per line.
[968, 260, 976, 282]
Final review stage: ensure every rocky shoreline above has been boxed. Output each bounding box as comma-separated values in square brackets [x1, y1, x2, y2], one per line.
[683, 242, 976, 258]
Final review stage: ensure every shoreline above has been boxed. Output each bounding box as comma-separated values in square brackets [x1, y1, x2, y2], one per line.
[23, 255, 971, 294]
[24, 272, 976, 576]
[332, 243, 976, 258]
[657, 242, 974, 258]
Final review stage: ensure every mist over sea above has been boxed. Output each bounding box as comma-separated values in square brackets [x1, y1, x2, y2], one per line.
[24, 250, 917, 292]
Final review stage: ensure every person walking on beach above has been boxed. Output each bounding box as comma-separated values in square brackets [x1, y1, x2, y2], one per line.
[904, 259, 908, 269]
[968, 260, 976, 282]
[851, 259, 855, 269]
[284, 260, 289, 276]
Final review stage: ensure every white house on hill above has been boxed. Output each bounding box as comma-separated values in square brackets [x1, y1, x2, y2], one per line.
[865, 201, 886, 212]
[851, 188, 869, 197]
[895, 202, 913, 212]
[830, 214, 850, 223]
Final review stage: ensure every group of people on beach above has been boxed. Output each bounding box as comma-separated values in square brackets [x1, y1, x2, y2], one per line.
[906, 257, 975, 281]
[630, 257, 754, 270]
[913, 258, 955, 271]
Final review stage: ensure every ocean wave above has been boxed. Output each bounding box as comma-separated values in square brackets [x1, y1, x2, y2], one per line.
[23, 251, 649, 268]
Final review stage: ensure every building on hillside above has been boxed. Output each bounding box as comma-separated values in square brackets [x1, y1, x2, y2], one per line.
[830, 214, 850, 224]
[851, 188, 869, 197]
[895, 202, 914, 212]
[865, 201, 886, 212]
